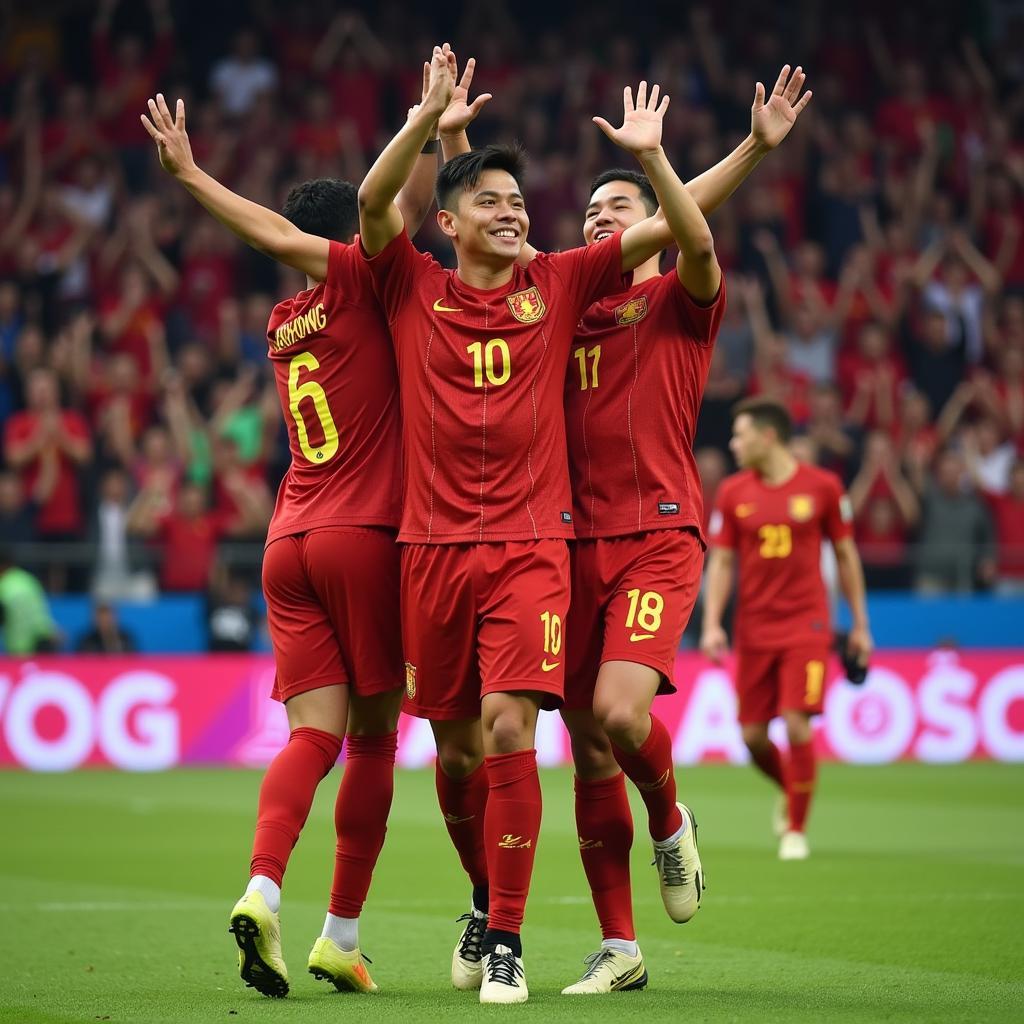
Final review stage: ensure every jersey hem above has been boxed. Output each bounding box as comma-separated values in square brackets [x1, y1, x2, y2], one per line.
[570, 521, 706, 545]
[397, 527, 575, 544]
[266, 515, 400, 546]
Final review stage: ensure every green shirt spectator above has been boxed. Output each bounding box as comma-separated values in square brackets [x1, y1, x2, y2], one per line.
[0, 563, 58, 654]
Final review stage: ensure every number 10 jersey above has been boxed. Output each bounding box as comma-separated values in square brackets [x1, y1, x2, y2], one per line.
[264, 239, 402, 545]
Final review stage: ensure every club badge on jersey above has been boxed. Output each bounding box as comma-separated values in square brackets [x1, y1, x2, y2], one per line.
[788, 495, 814, 522]
[614, 295, 649, 325]
[506, 288, 546, 323]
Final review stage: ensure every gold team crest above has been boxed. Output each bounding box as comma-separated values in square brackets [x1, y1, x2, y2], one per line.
[615, 295, 649, 325]
[404, 661, 417, 699]
[789, 495, 815, 522]
[735, 502, 756, 518]
[507, 287, 546, 323]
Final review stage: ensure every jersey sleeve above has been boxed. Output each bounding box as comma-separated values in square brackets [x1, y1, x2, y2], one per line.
[543, 232, 625, 313]
[358, 229, 430, 322]
[326, 240, 375, 309]
[823, 473, 855, 544]
[708, 484, 737, 549]
[665, 270, 727, 347]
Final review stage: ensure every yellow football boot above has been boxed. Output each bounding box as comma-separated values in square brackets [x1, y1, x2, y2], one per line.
[308, 936, 379, 993]
[228, 891, 289, 998]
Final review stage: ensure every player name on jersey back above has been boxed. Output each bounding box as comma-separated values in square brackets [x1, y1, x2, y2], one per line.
[264, 240, 402, 544]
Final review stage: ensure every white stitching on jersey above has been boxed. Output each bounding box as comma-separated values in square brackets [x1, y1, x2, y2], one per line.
[479, 304, 489, 541]
[523, 326, 544, 540]
[627, 322, 642, 531]
[425, 320, 438, 543]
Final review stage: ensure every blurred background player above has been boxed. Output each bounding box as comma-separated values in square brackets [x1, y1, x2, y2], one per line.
[556, 66, 811, 995]
[141, 69, 439, 996]
[701, 398, 873, 860]
[358, 48, 693, 1003]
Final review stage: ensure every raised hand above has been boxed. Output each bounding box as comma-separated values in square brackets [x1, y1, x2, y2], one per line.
[593, 80, 669, 156]
[141, 94, 196, 178]
[421, 45, 455, 118]
[439, 56, 492, 138]
[751, 65, 813, 150]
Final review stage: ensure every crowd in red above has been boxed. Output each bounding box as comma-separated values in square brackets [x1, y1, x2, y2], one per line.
[1, 0, 1023, 596]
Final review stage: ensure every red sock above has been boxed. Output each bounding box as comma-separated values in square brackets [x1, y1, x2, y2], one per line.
[435, 759, 489, 888]
[786, 740, 817, 832]
[484, 750, 541, 934]
[574, 773, 635, 941]
[611, 715, 682, 842]
[250, 726, 342, 885]
[750, 740, 785, 788]
[329, 731, 398, 917]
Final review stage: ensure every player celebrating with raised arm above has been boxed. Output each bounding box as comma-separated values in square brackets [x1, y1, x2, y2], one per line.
[358, 46, 690, 1003]
[701, 398, 872, 860]
[438, 65, 812, 993]
[141, 68, 439, 998]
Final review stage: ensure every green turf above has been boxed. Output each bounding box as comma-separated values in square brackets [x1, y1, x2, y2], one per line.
[1, 763, 1022, 1023]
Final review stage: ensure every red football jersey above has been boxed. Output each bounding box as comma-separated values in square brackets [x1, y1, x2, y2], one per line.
[265, 240, 402, 544]
[709, 462, 853, 650]
[362, 229, 624, 543]
[566, 270, 726, 539]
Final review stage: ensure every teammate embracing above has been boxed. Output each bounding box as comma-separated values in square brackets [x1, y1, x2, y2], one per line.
[142, 69, 438, 997]
[357, 46, 698, 1003]
[701, 398, 872, 860]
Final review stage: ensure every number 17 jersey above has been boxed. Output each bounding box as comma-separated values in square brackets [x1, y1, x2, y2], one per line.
[264, 239, 402, 545]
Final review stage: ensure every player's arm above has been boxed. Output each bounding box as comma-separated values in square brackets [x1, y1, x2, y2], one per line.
[685, 65, 812, 216]
[832, 537, 872, 667]
[141, 94, 330, 280]
[700, 546, 735, 663]
[358, 46, 453, 257]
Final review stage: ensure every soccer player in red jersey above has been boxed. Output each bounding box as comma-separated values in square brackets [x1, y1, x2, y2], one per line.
[558, 66, 814, 994]
[701, 398, 873, 860]
[142, 78, 439, 997]
[358, 47, 692, 1002]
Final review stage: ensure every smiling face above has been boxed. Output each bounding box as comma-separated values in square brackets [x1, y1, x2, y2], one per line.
[583, 180, 650, 245]
[438, 169, 530, 267]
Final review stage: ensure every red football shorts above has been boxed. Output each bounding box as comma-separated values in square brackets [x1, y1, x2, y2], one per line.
[734, 645, 831, 724]
[400, 540, 570, 720]
[564, 529, 704, 711]
[263, 527, 403, 703]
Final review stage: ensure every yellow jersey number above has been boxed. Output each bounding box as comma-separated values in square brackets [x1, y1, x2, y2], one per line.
[467, 338, 511, 387]
[288, 352, 339, 464]
[574, 345, 601, 390]
[758, 524, 792, 559]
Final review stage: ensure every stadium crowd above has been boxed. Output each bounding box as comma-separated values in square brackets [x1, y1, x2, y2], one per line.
[1, 0, 1024, 612]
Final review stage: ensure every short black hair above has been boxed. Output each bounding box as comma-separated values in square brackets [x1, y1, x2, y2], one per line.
[589, 168, 658, 216]
[281, 178, 358, 244]
[732, 396, 793, 443]
[436, 144, 527, 212]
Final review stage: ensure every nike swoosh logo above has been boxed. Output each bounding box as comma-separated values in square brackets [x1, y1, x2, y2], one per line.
[541, 660, 560, 672]
[432, 298, 463, 312]
[629, 632, 656, 642]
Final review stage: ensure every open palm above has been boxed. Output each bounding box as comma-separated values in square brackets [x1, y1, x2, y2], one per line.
[439, 56, 492, 136]
[593, 80, 669, 155]
[751, 64, 812, 150]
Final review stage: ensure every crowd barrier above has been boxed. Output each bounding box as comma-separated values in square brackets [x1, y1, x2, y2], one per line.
[1, 650, 1022, 770]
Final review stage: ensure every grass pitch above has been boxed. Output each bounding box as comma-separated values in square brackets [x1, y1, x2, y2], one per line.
[1, 763, 1022, 1023]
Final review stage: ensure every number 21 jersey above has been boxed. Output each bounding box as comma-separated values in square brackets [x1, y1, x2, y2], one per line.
[264, 239, 402, 545]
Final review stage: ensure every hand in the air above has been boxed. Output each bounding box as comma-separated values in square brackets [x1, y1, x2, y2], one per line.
[439, 56, 492, 137]
[593, 80, 669, 157]
[141, 94, 196, 178]
[751, 64, 813, 150]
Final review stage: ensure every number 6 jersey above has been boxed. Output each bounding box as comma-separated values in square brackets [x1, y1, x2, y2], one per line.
[264, 239, 402, 544]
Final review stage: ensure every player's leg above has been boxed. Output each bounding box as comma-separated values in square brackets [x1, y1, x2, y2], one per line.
[398, 542, 488, 987]
[560, 539, 644, 992]
[473, 539, 569, 1004]
[777, 648, 828, 860]
[560, 708, 646, 995]
[592, 531, 705, 924]
[741, 720, 788, 839]
[432, 717, 490, 989]
[230, 535, 349, 998]
[302, 528, 404, 991]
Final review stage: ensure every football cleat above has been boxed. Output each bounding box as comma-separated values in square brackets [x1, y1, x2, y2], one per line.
[652, 803, 705, 923]
[479, 945, 528, 1004]
[773, 794, 789, 838]
[308, 936, 378, 993]
[228, 891, 289, 998]
[779, 830, 810, 860]
[451, 910, 487, 990]
[561, 947, 648, 995]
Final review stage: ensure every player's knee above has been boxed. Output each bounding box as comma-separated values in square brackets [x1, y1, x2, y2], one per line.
[569, 730, 616, 778]
[436, 743, 483, 778]
[783, 713, 813, 746]
[594, 701, 647, 749]
[486, 710, 532, 754]
[742, 725, 771, 753]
